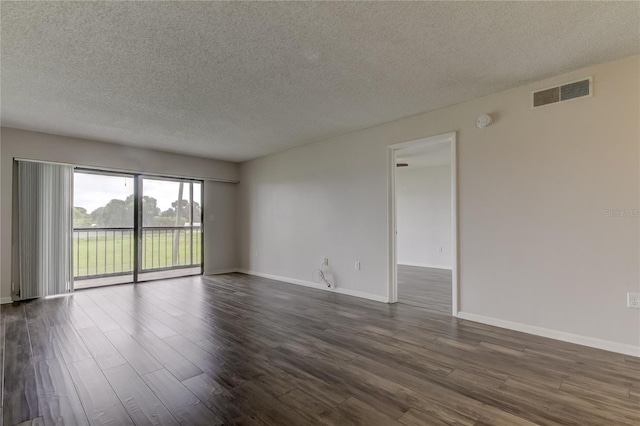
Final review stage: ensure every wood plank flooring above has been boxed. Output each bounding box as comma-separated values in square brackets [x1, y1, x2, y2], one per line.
[74, 266, 201, 289]
[398, 265, 452, 314]
[1, 273, 638, 425]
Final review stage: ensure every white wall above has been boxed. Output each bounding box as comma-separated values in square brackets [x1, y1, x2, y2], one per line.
[0, 128, 239, 301]
[203, 181, 238, 274]
[396, 164, 452, 269]
[238, 55, 640, 353]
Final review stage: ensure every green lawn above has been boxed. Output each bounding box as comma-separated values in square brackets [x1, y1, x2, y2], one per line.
[73, 230, 201, 277]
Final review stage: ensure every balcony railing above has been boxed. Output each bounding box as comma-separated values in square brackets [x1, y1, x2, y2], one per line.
[73, 227, 202, 280]
[140, 226, 202, 272]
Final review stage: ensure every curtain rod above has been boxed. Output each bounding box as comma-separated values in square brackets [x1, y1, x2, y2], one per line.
[13, 157, 240, 184]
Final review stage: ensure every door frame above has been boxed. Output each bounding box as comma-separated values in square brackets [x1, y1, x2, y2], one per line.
[73, 168, 204, 286]
[387, 132, 458, 316]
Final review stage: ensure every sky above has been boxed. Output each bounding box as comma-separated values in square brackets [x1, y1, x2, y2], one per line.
[74, 173, 201, 213]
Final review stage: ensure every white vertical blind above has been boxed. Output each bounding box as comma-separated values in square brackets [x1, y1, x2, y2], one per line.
[17, 161, 74, 299]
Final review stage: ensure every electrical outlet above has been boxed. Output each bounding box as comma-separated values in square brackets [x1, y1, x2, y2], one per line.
[323, 258, 329, 267]
[355, 261, 361, 271]
[438, 246, 443, 253]
[627, 293, 640, 309]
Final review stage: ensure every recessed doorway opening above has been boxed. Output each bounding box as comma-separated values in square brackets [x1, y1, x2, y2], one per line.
[388, 132, 458, 315]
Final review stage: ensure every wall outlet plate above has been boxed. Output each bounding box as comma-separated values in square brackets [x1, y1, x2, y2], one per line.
[627, 293, 640, 309]
[355, 261, 361, 271]
[323, 258, 329, 267]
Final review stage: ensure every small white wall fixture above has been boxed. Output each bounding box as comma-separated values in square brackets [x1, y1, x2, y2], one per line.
[387, 132, 458, 316]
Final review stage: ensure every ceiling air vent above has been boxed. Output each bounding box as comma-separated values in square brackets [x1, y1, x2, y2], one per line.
[532, 77, 592, 108]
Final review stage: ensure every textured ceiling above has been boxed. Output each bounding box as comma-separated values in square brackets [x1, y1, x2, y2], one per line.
[2, 2, 639, 162]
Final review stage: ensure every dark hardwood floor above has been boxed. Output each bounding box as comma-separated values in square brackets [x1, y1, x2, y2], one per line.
[398, 265, 452, 314]
[1, 273, 638, 425]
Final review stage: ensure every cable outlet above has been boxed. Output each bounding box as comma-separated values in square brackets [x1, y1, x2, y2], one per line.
[627, 293, 640, 309]
[323, 258, 329, 267]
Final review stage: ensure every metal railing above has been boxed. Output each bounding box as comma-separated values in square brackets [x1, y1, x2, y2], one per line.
[141, 227, 202, 271]
[73, 227, 201, 280]
[73, 228, 134, 279]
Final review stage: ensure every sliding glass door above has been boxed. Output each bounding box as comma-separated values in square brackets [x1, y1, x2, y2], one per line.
[73, 171, 203, 288]
[139, 177, 202, 281]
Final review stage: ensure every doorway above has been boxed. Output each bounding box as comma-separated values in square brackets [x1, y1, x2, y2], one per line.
[388, 132, 458, 315]
[73, 170, 203, 289]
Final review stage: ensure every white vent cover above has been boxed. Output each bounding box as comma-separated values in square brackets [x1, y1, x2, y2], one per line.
[532, 77, 592, 108]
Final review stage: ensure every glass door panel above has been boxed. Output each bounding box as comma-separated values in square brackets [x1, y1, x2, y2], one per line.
[73, 171, 135, 289]
[139, 177, 203, 281]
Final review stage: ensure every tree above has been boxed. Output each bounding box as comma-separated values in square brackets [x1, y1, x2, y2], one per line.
[87, 195, 160, 227]
[141, 195, 161, 226]
[151, 216, 176, 227]
[100, 199, 131, 227]
[78, 195, 205, 228]
[160, 207, 175, 217]
[192, 201, 202, 223]
[73, 207, 92, 227]
[90, 206, 105, 226]
[170, 200, 201, 224]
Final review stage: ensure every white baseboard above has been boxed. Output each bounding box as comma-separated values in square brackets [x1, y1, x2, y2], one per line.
[237, 269, 388, 303]
[457, 311, 640, 357]
[398, 262, 452, 270]
[197, 270, 640, 356]
[0, 297, 14, 305]
[205, 268, 239, 275]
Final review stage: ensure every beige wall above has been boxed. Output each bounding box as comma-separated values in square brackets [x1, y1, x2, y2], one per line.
[238, 55, 640, 352]
[397, 164, 452, 269]
[0, 128, 239, 301]
[203, 181, 238, 274]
